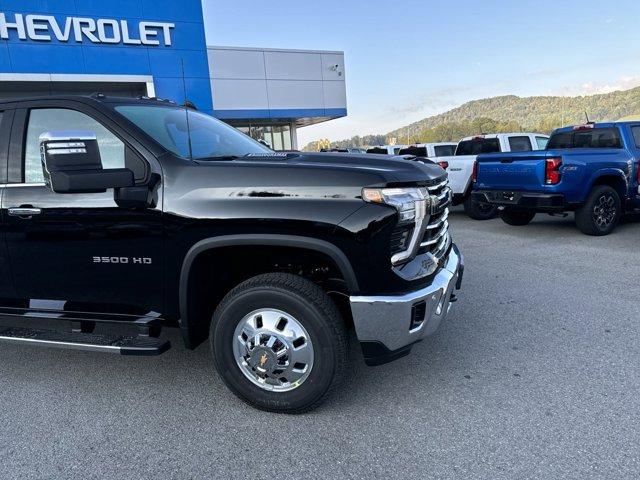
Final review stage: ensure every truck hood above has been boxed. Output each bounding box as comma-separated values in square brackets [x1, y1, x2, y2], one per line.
[165, 152, 449, 224]
[194, 152, 446, 186]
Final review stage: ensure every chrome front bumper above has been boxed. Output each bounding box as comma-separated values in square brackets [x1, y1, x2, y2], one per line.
[349, 245, 463, 353]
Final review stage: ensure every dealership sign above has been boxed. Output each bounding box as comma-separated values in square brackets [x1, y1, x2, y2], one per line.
[0, 13, 174, 46]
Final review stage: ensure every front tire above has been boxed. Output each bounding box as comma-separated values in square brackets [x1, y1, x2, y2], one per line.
[500, 209, 536, 226]
[463, 195, 498, 220]
[211, 273, 348, 414]
[575, 185, 621, 236]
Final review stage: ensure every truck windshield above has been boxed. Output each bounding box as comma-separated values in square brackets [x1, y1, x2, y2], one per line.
[455, 138, 500, 155]
[115, 105, 272, 160]
[547, 128, 622, 149]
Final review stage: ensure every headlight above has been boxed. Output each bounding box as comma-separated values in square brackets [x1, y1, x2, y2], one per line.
[362, 187, 428, 223]
[363, 187, 432, 265]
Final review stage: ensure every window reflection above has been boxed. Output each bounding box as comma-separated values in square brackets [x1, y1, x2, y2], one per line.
[231, 123, 293, 151]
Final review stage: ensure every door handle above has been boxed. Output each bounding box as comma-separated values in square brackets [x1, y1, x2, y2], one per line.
[8, 207, 42, 218]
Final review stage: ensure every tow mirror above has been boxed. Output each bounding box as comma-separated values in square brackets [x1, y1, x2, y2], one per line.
[39, 131, 134, 194]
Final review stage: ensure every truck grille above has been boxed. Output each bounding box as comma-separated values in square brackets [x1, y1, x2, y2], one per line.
[390, 224, 413, 255]
[419, 179, 451, 260]
[388, 177, 452, 268]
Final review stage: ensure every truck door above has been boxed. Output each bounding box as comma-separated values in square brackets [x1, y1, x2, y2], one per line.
[1, 102, 164, 313]
[0, 107, 17, 300]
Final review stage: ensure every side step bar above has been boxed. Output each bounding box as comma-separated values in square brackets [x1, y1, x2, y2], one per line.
[0, 326, 171, 356]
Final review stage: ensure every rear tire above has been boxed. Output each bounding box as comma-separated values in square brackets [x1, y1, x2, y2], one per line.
[463, 195, 498, 220]
[575, 185, 621, 236]
[500, 209, 536, 226]
[210, 273, 348, 414]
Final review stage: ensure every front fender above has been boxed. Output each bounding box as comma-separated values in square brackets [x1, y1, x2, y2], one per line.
[178, 234, 359, 349]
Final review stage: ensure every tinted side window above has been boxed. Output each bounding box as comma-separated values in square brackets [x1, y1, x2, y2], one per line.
[25, 108, 125, 184]
[631, 126, 640, 148]
[398, 146, 427, 156]
[508, 136, 533, 152]
[366, 147, 388, 154]
[434, 145, 455, 157]
[547, 132, 572, 149]
[575, 129, 621, 148]
[547, 128, 622, 150]
[456, 138, 501, 155]
[536, 136, 549, 149]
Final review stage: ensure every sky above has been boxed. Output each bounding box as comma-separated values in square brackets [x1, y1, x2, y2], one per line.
[202, 0, 640, 147]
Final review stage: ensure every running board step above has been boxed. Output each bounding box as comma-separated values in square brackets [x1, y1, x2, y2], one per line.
[0, 326, 170, 356]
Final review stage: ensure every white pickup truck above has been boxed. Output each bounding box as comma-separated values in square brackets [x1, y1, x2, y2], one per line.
[404, 142, 458, 158]
[367, 142, 457, 157]
[441, 133, 550, 219]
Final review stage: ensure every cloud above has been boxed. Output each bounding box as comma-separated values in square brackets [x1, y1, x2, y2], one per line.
[552, 75, 640, 96]
[525, 67, 562, 77]
[384, 85, 475, 118]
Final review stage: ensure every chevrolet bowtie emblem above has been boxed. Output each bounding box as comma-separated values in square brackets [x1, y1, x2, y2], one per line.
[259, 353, 268, 367]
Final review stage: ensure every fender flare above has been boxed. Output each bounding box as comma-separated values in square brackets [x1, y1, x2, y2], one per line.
[178, 234, 359, 342]
[586, 168, 629, 197]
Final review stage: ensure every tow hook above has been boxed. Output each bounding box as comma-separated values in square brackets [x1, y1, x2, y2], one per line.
[450, 293, 458, 303]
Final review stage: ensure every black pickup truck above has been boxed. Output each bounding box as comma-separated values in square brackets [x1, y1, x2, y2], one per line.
[0, 95, 463, 413]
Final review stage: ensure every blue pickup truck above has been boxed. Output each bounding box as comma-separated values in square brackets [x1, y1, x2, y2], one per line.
[471, 122, 640, 235]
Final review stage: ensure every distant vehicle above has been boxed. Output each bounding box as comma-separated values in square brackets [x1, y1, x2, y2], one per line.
[366, 145, 408, 155]
[398, 143, 458, 169]
[399, 143, 457, 158]
[472, 122, 640, 235]
[320, 147, 366, 154]
[438, 133, 550, 220]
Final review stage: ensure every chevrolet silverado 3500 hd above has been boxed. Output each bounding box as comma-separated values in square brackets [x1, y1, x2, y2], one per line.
[0, 95, 464, 413]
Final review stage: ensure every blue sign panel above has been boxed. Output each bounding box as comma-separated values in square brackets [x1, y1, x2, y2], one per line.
[0, 0, 213, 113]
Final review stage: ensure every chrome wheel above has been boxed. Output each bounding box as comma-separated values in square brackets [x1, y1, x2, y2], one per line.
[593, 194, 617, 228]
[232, 309, 314, 392]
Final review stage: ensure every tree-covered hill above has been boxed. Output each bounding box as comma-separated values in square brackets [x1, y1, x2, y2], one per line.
[303, 87, 640, 151]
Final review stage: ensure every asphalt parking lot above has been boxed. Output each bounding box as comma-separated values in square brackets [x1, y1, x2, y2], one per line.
[0, 210, 638, 480]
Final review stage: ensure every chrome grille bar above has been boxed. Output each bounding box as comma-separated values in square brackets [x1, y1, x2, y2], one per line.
[426, 179, 448, 192]
[420, 221, 449, 247]
[434, 186, 451, 204]
[425, 208, 449, 230]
